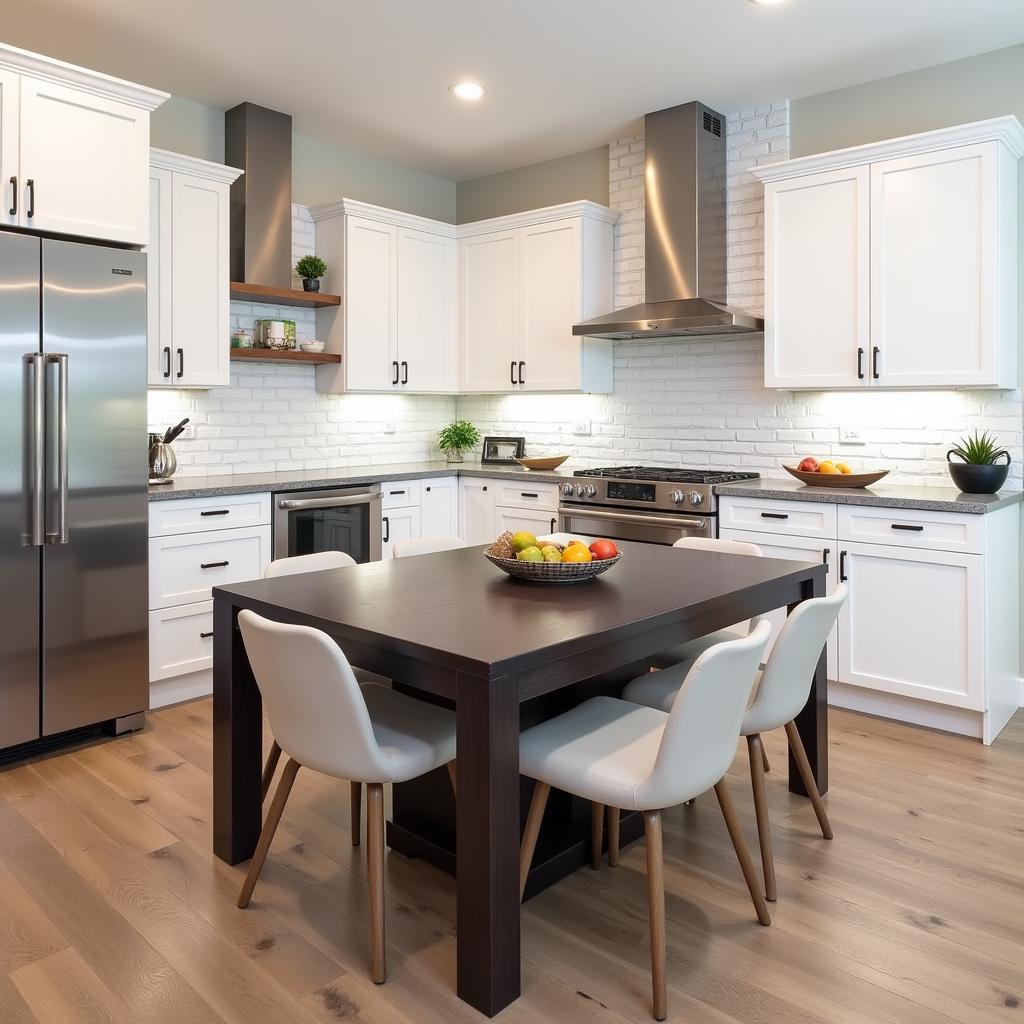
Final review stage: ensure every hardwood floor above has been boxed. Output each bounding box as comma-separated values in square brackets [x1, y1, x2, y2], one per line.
[0, 701, 1021, 1023]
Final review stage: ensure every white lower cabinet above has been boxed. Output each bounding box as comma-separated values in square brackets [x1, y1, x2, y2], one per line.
[149, 601, 214, 682]
[459, 478, 496, 544]
[494, 505, 560, 539]
[381, 475, 458, 557]
[421, 477, 459, 538]
[381, 505, 421, 560]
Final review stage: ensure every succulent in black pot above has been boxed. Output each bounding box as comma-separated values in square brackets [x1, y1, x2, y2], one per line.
[946, 430, 1011, 494]
[295, 254, 327, 292]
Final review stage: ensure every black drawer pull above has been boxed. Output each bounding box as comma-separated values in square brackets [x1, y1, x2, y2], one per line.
[8, 175, 16, 217]
[891, 524, 924, 532]
[389, 490, 406, 496]
[199, 631, 214, 639]
[382, 516, 390, 544]
[200, 509, 230, 517]
[521, 492, 539, 498]
[760, 512, 789, 520]
[200, 560, 229, 569]
[839, 549, 848, 582]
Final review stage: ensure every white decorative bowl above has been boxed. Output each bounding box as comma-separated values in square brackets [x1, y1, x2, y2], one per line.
[300, 340, 326, 353]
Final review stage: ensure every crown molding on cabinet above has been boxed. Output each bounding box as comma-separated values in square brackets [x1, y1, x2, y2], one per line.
[752, 115, 1024, 183]
[0, 40, 169, 110]
[150, 147, 243, 184]
[309, 198, 457, 235]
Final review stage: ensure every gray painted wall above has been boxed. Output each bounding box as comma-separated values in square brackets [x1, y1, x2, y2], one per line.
[151, 96, 225, 164]
[455, 146, 609, 223]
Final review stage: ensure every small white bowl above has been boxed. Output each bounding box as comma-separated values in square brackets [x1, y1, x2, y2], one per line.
[300, 340, 326, 353]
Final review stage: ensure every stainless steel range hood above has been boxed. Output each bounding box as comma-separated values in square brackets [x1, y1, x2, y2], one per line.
[574, 101, 764, 340]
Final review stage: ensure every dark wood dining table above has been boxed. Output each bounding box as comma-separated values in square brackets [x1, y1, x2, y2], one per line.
[212, 540, 827, 1017]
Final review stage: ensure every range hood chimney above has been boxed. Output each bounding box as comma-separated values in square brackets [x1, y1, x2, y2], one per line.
[573, 101, 763, 340]
[225, 102, 293, 289]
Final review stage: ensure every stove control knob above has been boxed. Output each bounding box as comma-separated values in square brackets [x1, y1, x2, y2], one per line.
[689, 491, 704, 507]
[575, 484, 585, 497]
[563, 483, 575, 496]
[669, 490, 685, 504]
[585, 484, 597, 497]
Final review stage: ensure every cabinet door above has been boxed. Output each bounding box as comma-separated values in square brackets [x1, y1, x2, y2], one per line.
[764, 167, 869, 388]
[837, 541, 983, 710]
[458, 478, 495, 544]
[146, 168, 174, 386]
[421, 477, 459, 538]
[346, 215, 397, 391]
[381, 506, 420, 560]
[720, 527, 838, 681]
[0, 70, 17, 229]
[19, 77, 149, 244]
[518, 218, 582, 391]
[460, 230, 519, 391]
[870, 143, 1002, 388]
[170, 173, 230, 387]
[494, 505, 560, 539]
[397, 227, 455, 392]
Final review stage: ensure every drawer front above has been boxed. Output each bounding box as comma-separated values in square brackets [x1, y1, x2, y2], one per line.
[718, 496, 836, 539]
[149, 601, 214, 681]
[837, 505, 982, 554]
[494, 479, 560, 511]
[494, 505, 561, 538]
[149, 492, 271, 537]
[149, 525, 271, 608]
[382, 480, 420, 509]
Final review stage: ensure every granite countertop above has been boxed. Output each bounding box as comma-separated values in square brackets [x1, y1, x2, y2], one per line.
[148, 461, 579, 500]
[714, 477, 1023, 515]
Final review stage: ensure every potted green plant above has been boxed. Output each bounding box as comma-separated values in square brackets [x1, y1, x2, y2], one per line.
[946, 430, 1011, 494]
[438, 420, 480, 464]
[295, 255, 328, 293]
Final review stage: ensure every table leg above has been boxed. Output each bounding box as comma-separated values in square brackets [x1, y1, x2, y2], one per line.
[213, 598, 264, 865]
[455, 674, 521, 1016]
[788, 571, 829, 798]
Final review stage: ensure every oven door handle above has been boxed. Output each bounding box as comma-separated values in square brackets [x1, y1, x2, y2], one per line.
[277, 492, 382, 511]
[558, 506, 706, 530]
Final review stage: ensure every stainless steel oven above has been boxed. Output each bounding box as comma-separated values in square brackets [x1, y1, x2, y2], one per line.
[273, 484, 383, 562]
[559, 504, 713, 545]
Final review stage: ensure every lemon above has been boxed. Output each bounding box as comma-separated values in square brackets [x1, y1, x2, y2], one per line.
[818, 460, 840, 475]
[836, 462, 852, 474]
[511, 531, 538, 552]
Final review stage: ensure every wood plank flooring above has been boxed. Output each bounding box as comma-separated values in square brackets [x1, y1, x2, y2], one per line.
[0, 701, 1021, 1024]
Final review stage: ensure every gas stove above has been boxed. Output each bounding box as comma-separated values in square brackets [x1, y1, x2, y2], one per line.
[574, 466, 761, 485]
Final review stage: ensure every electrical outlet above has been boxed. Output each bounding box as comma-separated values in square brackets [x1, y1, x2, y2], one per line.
[383, 422, 397, 434]
[574, 421, 592, 436]
[178, 422, 196, 440]
[839, 427, 865, 445]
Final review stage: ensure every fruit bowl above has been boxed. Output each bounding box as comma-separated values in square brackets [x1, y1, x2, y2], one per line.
[514, 455, 569, 471]
[783, 465, 889, 488]
[484, 548, 621, 584]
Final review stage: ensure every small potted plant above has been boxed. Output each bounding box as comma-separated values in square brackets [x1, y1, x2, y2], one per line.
[295, 255, 328, 293]
[946, 430, 1011, 494]
[438, 420, 480, 464]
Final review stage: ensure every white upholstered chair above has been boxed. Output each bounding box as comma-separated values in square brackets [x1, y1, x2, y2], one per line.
[392, 536, 466, 558]
[518, 622, 772, 1021]
[624, 583, 847, 903]
[236, 610, 457, 984]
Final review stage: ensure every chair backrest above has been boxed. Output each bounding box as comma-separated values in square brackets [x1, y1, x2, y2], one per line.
[639, 621, 771, 807]
[744, 583, 848, 734]
[263, 551, 356, 579]
[672, 536, 763, 558]
[392, 536, 466, 558]
[238, 610, 391, 780]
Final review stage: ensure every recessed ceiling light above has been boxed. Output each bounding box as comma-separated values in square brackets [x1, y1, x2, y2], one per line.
[450, 81, 486, 101]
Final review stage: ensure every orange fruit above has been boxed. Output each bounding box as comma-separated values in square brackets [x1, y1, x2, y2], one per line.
[561, 544, 592, 563]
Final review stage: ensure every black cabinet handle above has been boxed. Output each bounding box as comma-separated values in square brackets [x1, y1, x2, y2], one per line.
[521, 492, 539, 498]
[857, 347, 865, 380]
[200, 509, 230, 517]
[891, 523, 924, 532]
[26, 178, 34, 219]
[839, 550, 848, 582]
[518, 361, 525, 386]
[389, 490, 405, 496]
[382, 515, 390, 544]
[482, 485, 487, 492]
[392, 361, 400, 385]
[163, 346, 171, 379]
[872, 346, 880, 380]
[822, 547, 831, 574]
[400, 360, 408, 385]
[550, 517, 557, 532]
[425, 486, 431, 492]
[200, 560, 229, 569]
[761, 512, 789, 520]
[176, 348, 184, 379]
[510, 360, 517, 386]
[8, 176, 15, 217]
[199, 631, 214, 639]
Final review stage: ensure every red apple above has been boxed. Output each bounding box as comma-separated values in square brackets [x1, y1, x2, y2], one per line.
[589, 538, 618, 561]
[797, 456, 819, 473]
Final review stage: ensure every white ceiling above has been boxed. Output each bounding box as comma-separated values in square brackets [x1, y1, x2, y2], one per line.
[5, 0, 1024, 181]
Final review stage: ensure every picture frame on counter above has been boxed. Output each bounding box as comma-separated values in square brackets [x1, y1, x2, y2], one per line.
[481, 436, 526, 464]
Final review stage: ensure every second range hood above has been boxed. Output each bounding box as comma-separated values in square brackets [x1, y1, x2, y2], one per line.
[574, 101, 764, 340]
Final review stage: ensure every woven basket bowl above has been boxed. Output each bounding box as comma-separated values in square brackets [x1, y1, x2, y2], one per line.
[484, 548, 621, 584]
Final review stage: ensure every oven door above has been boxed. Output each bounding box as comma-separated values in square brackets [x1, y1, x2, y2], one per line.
[558, 504, 713, 546]
[273, 486, 383, 562]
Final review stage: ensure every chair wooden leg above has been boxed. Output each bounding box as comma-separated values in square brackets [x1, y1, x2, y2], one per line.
[643, 810, 667, 1021]
[761, 742, 771, 774]
[714, 780, 771, 927]
[784, 720, 833, 840]
[607, 806, 620, 867]
[238, 757, 300, 909]
[446, 760, 457, 793]
[261, 740, 282, 802]
[350, 781, 362, 847]
[519, 781, 550, 901]
[367, 782, 386, 983]
[591, 802, 604, 869]
[747, 734, 777, 902]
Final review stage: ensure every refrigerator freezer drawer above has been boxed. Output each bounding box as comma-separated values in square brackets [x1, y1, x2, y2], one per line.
[149, 601, 214, 681]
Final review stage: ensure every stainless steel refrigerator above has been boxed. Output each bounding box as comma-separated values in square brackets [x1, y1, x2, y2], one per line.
[0, 231, 148, 751]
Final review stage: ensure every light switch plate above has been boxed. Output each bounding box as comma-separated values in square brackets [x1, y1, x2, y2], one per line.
[574, 421, 592, 436]
[839, 427, 865, 445]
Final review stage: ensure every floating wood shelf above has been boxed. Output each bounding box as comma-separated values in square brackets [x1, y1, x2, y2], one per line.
[229, 281, 341, 309]
[230, 348, 341, 365]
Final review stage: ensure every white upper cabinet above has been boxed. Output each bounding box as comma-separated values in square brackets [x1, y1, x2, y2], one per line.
[755, 117, 1023, 390]
[312, 200, 457, 394]
[148, 150, 241, 389]
[0, 43, 167, 245]
[459, 202, 617, 394]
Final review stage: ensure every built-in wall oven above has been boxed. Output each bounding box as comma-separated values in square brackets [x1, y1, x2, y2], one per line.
[273, 484, 383, 562]
[558, 467, 759, 546]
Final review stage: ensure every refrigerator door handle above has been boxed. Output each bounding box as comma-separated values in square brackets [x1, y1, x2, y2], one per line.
[46, 352, 70, 545]
[23, 353, 45, 547]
